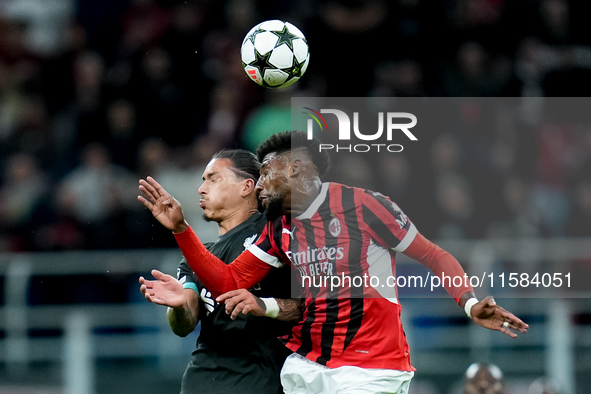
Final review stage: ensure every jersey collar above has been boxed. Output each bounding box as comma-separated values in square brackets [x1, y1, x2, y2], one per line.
[295, 182, 329, 220]
[217, 211, 262, 242]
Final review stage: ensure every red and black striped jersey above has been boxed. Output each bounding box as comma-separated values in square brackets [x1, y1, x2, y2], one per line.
[247, 182, 417, 370]
[176, 182, 474, 371]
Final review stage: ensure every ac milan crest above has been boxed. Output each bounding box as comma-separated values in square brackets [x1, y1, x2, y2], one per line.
[329, 217, 342, 237]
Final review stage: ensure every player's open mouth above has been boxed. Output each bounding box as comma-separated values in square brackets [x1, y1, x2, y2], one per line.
[199, 200, 206, 208]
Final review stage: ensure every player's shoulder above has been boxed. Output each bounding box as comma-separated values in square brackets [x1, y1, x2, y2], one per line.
[336, 182, 406, 218]
[363, 188, 394, 203]
[329, 182, 393, 205]
[328, 181, 373, 196]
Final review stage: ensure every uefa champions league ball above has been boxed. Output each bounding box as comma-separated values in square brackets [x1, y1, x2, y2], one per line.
[240, 20, 310, 89]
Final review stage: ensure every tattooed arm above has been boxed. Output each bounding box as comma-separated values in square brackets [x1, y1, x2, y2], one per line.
[217, 290, 303, 322]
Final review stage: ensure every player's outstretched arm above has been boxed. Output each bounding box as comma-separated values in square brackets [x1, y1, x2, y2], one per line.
[466, 295, 529, 339]
[403, 232, 474, 302]
[139, 269, 199, 337]
[166, 290, 200, 337]
[175, 228, 274, 298]
[138, 176, 249, 296]
[404, 234, 528, 338]
[138, 176, 189, 233]
[139, 177, 272, 298]
[217, 289, 303, 322]
[363, 193, 529, 338]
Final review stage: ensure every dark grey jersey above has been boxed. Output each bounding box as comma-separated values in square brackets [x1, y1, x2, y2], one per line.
[177, 212, 293, 394]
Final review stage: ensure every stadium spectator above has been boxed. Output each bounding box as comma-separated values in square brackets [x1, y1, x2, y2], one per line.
[370, 59, 427, 97]
[442, 41, 507, 97]
[462, 363, 504, 394]
[378, 154, 411, 207]
[0, 152, 47, 250]
[433, 173, 479, 239]
[32, 184, 87, 250]
[202, 82, 244, 148]
[104, 98, 140, 171]
[485, 176, 540, 239]
[305, 0, 390, 96]
[120, 0, 171, 55]
[4, 94, 54, 170]
[1, 0, 591, 253]
[59, 142, 138, 249]
[136, 138, 176, 179]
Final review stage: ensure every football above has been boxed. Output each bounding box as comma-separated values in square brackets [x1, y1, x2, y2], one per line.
[240, 20, 310, 89]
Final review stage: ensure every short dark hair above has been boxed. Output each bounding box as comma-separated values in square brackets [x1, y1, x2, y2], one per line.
[211, 149, 260, 181]
[256, 131, 330, 176]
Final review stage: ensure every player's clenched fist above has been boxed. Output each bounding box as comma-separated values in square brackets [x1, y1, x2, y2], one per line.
[138, 176, 189, 233]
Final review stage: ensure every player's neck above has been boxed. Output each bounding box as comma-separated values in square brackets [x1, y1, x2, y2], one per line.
[217, 206, 258, 235]
[292, 178, 322, 216]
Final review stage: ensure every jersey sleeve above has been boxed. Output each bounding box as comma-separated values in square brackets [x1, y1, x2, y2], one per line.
[360, 190, 418, 252]
[403, 232, 474, 303]
[246, 220, 286, 268]
[174, 226, 273, 299]
[177, 256, 200, 294]
[177, 241, 214, 294]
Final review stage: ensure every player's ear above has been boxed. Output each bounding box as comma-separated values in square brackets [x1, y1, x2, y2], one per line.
[291, 159, 302, 177]
[241, 178, 256, 197]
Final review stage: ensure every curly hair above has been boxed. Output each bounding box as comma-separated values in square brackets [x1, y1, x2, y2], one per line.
[256, 131, 331, 176]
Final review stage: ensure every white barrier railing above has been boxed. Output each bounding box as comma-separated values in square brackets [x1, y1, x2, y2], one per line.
[0, 239, 590, 394]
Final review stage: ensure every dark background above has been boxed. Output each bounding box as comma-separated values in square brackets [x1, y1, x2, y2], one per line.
[1, 1, 590, 393]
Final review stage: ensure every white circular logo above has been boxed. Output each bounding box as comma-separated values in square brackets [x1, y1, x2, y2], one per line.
[329, 217, 342, 237]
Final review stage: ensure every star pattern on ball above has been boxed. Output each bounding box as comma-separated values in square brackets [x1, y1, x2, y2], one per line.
[251, 49, 274, 76]
[246, 26, 265, 44]
[272, 25, 300, 49]
[285, 58, 305, 78]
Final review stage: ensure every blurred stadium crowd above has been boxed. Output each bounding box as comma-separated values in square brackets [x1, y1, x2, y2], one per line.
[1, 0, 591, 252]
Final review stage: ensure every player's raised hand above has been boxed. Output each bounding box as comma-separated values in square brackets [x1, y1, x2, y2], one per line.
[470, 296, 529, 338]
[138, 176, 189, 233]
[139, 269, 186, 308]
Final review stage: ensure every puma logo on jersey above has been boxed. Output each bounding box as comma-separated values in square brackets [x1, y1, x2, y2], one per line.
[243, 234, 257, 250]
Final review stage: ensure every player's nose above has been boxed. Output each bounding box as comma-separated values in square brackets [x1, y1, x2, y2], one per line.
[198, 183, 207, 195]
[255, 178, 264, 192]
